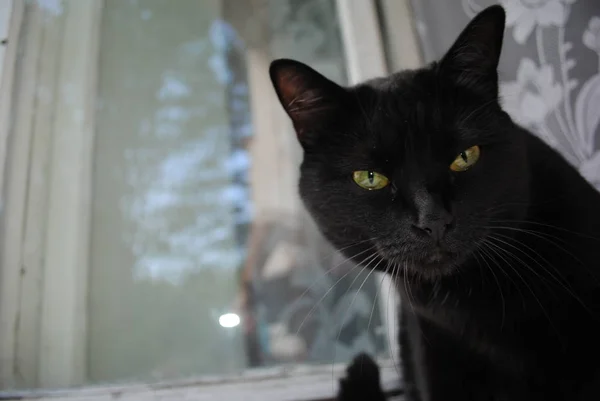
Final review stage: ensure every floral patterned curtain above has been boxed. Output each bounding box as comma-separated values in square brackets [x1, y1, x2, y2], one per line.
[411, 0, 600, 190]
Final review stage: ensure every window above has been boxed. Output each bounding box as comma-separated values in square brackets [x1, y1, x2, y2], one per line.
[0, 0, 419, 399]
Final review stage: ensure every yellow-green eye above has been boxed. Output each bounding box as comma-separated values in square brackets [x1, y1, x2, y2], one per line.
[352, 170, 389, 190]
[450, 145, 481, 172]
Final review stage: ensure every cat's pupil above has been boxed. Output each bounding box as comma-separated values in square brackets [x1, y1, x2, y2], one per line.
[460, 152, 468, 162]
[368, 171, 374, 183]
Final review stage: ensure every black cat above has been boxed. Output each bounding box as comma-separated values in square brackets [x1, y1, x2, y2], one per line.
[270, 5, 600, 401]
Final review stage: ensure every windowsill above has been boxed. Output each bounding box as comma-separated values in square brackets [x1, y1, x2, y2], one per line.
[0, 359, 402, 401]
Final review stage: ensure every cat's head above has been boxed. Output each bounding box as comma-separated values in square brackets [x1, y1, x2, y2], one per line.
[269, 5, 529, 279]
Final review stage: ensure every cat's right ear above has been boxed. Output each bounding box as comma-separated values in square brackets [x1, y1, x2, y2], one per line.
[269, 59, 345, 144]
[438, 5, 506, 97]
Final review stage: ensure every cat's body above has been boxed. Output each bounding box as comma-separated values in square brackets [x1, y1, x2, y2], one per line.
[270, 5, 600, 401]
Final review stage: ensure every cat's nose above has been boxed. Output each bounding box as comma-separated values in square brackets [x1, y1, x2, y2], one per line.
[413, 214, 454, 242]
[411, 189, 454, 241]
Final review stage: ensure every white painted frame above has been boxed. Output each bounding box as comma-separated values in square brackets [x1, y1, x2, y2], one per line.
[2, 361, 402, 401]
[0, 0, 103, 390]
[0, 0, 421, 398]
[0, 0, 26, 388]
[38, 0, 103, 388]
[0, 0, 12, 73]
[378, 0, 423, 71]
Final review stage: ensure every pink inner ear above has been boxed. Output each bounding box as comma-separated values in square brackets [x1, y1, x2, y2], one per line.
[271, 61, 342, 139]
[275, 70, 325, 123]
[276, 69, 309, 109]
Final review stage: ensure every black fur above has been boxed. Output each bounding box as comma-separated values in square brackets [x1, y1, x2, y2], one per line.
[270, 5, 600, 401]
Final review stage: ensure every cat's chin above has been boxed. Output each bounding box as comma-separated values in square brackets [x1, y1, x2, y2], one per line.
[407, 258, 459, 279]
[410, 258, 458, 278]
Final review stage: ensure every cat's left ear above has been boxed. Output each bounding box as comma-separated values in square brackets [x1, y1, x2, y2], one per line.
[439, 5, 506, 96]
[269, 59, 346, 143]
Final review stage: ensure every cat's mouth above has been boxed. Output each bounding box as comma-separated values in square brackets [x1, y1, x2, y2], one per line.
[408, 248, 457, 274]
[375, 243, 460, 277]
[421, 249, 454, 266]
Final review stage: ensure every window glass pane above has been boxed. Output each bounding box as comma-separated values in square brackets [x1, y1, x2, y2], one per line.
[3, 0, 390, 389]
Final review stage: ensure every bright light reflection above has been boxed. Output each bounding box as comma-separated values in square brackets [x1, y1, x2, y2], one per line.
[218, 313, 240, 328]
